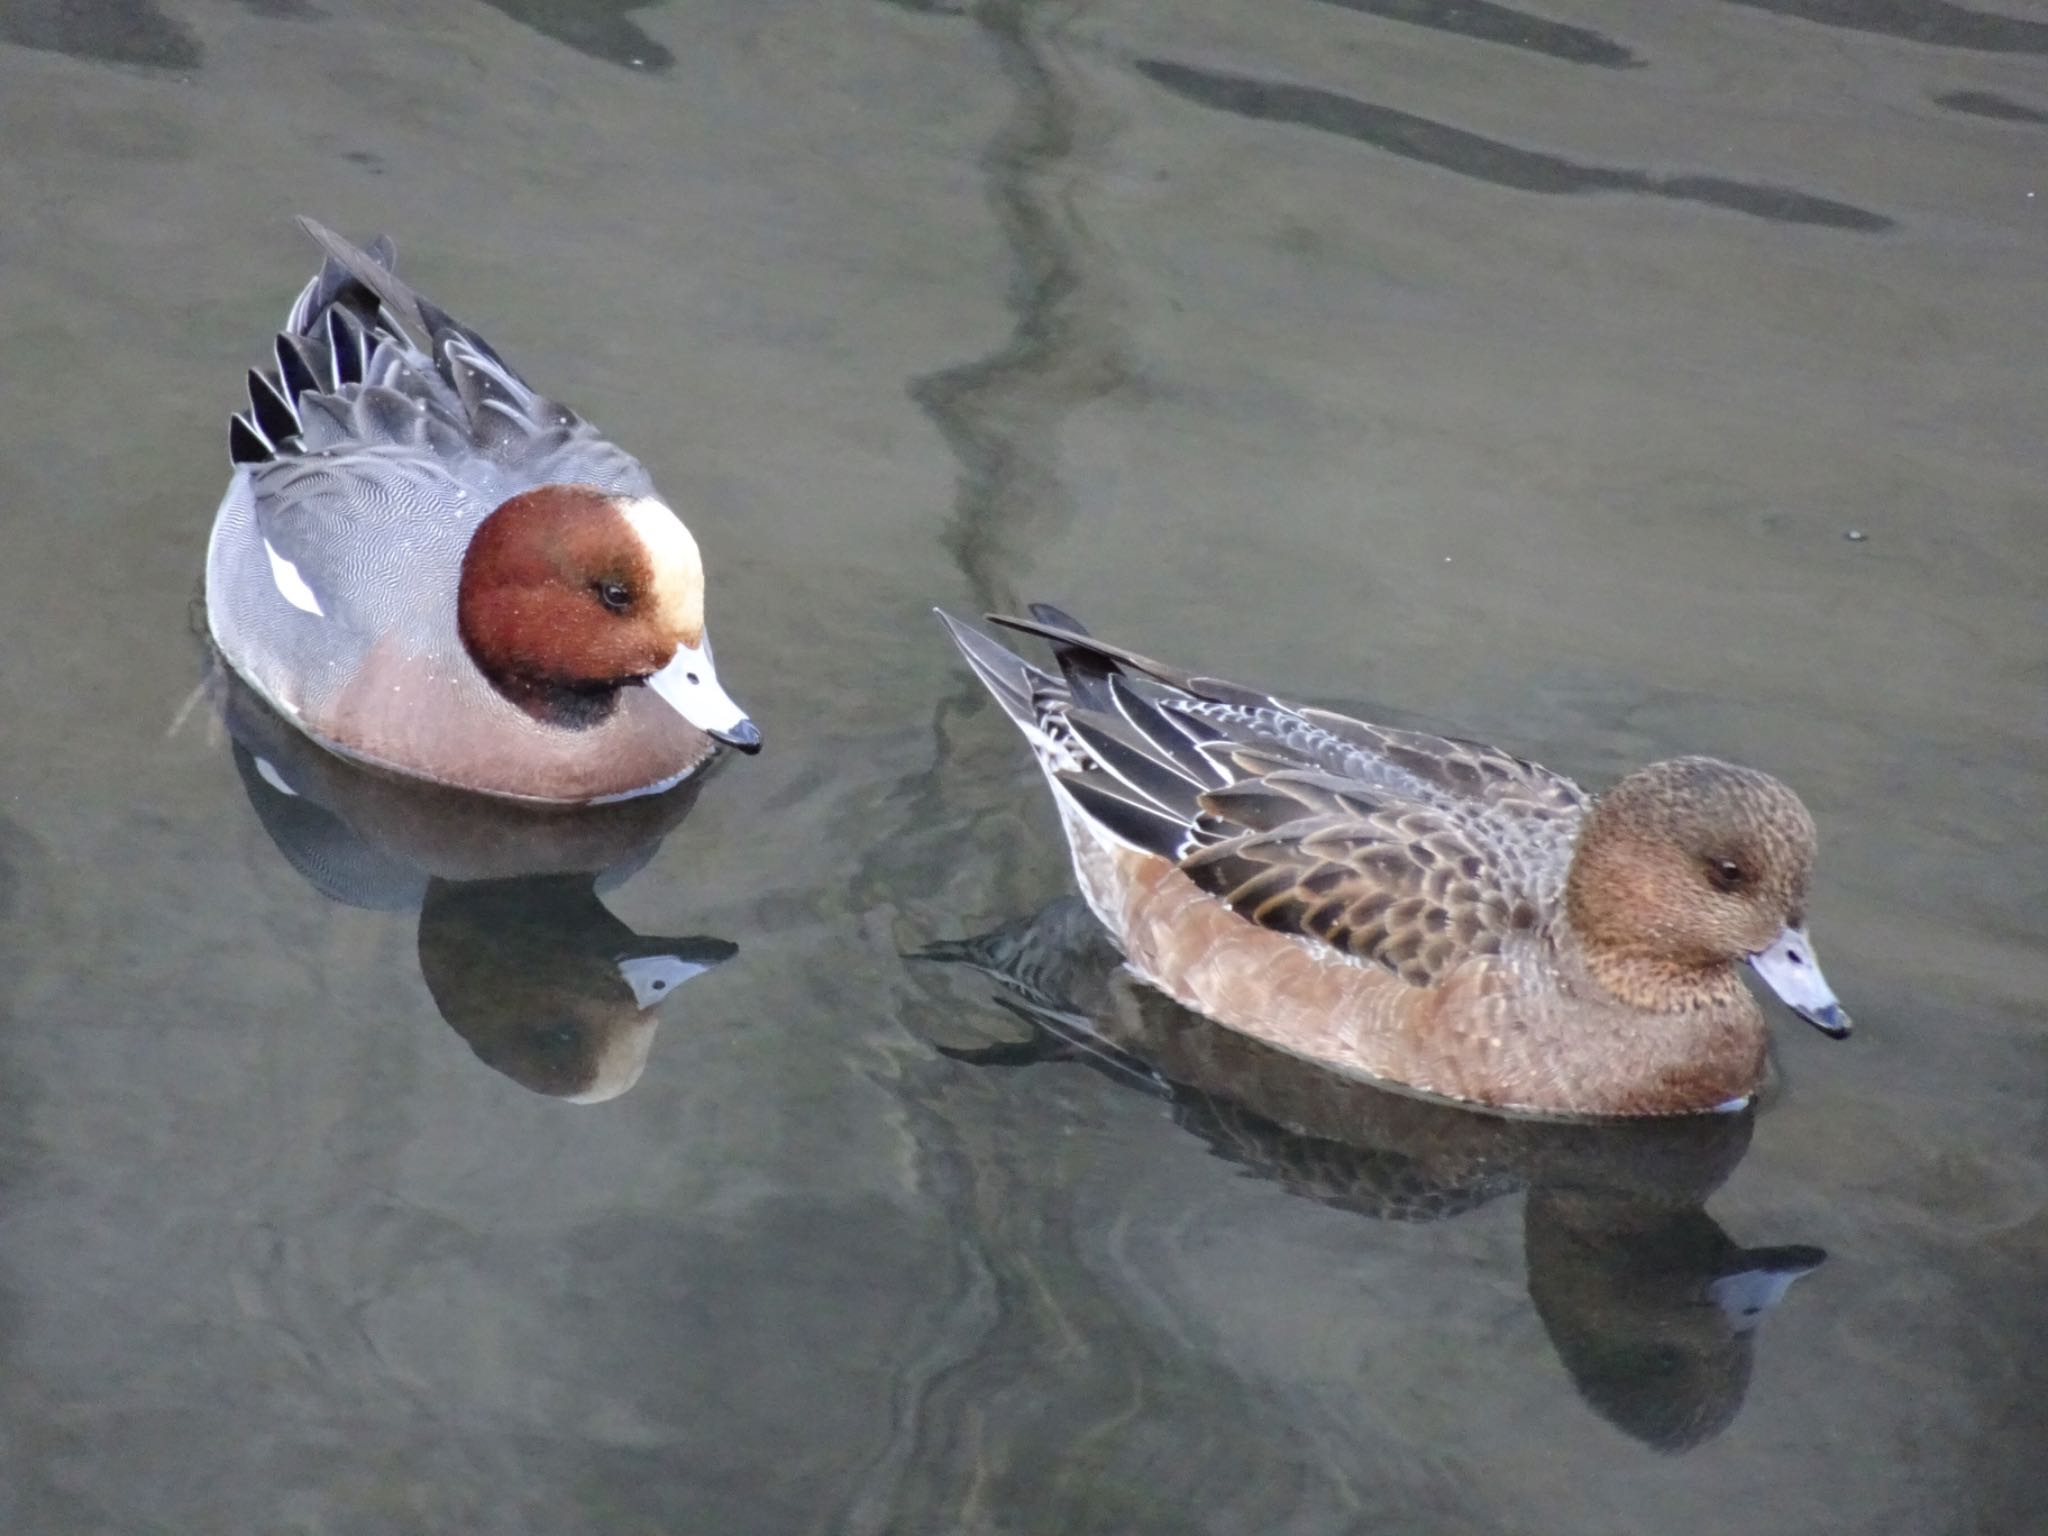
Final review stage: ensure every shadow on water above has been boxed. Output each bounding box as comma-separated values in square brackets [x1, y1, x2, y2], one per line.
[906, 0, 1131, 618]
[471, 0, 676, 70]
[916, 897, 1828, 1453]
[857, 0, 1130, 922]
[1717, 0, 2048, 55]
[858, 0, 1130, 911]
[1306, 0, 1645, 70]
[0, 0, 326, 71]
[218, 670, 734, 1102]
[1934, 89, 2048, 125]
[0, 0, 204, 70]
[829, 8, 1235, 1527]
[0, 817, 58, 1513]
[5, 0, 676, 73]
[1135, 59, 1897, 233]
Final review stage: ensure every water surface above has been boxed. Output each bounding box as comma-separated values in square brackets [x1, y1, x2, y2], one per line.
[0, 1, 2042, 1532]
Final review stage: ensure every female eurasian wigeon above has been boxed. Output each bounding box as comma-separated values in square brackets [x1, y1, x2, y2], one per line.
[205, 218, 759, 804]
[939, 605, 1850, 1119]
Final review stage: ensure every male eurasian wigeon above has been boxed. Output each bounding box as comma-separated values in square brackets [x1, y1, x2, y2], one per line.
[205, 218, 759, 804]
[938, 604, 1850, 1118]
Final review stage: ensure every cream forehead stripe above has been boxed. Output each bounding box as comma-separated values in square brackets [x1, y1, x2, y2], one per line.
[618, 498, 705, 640]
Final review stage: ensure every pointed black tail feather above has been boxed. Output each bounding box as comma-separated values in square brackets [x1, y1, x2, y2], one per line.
[1055, 769, 1189, 860]
[227, 415, 271, 465]
[1021, 603, 1116, 712]
[284, 224, 398, 339]
[934, 608, 1051, 734]
[295, 216, 530, 387]
[1064, 710, 1210, 812]
[985, 608, 1199, 695]
[296, 217, 433, 345]
[273, 333, 320, 402]
[245, 369, 298, 446]
[1108, 673, 1226, 788]
[325, 305, 367, 386]
[1026, 601, 1088, 634]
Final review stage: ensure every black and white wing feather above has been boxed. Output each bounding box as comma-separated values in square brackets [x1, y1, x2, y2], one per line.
[941, 607, 1588, 988]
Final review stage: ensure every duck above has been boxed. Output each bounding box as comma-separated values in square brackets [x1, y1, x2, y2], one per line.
[204, 217, 759, 804]
[937, 604, 1850, 1118]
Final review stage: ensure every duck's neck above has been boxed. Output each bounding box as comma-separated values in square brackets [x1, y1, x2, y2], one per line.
[1569, 933, 1749, 1016]
[1532, 911, 1764, 1116]
[485, 668, 624, 729]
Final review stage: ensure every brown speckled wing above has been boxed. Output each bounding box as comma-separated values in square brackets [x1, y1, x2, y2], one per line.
[975, 611, 1591, 989]
[1178, 764, 1547, 987]
[1292, 708, 1588, 818]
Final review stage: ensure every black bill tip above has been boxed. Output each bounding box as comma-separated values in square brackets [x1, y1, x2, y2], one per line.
[1799, 1002, 1851, 1038]
[715, 718, 762, 754]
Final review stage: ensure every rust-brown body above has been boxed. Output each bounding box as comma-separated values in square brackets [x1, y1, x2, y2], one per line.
[316, 633, 715, 804]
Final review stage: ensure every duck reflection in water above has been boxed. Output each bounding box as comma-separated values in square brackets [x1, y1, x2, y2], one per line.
[916, 896, 1824, 1453]
[218, 669, 736, 1101]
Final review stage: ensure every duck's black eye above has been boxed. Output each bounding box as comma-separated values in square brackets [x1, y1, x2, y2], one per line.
[595, 580, 632, 613]
[1707, 857, 1747, 892]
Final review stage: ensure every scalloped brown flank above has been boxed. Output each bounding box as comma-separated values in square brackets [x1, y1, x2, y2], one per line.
[1066, 814, 1765, 1120]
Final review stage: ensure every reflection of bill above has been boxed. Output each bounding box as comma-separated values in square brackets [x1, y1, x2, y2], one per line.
[916, 896, 1824, 1453]
[218, 665, 737, 1102]
[1526, 1189, 1821, 1452]
[419, 877, 735, 1103]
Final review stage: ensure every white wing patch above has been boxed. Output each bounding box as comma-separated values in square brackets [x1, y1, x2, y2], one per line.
[252, 757, 299, 798]
[263, 538, 326, 617]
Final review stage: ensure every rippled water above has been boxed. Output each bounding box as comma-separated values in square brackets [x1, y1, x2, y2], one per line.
[0, 2, 2043, 1532]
